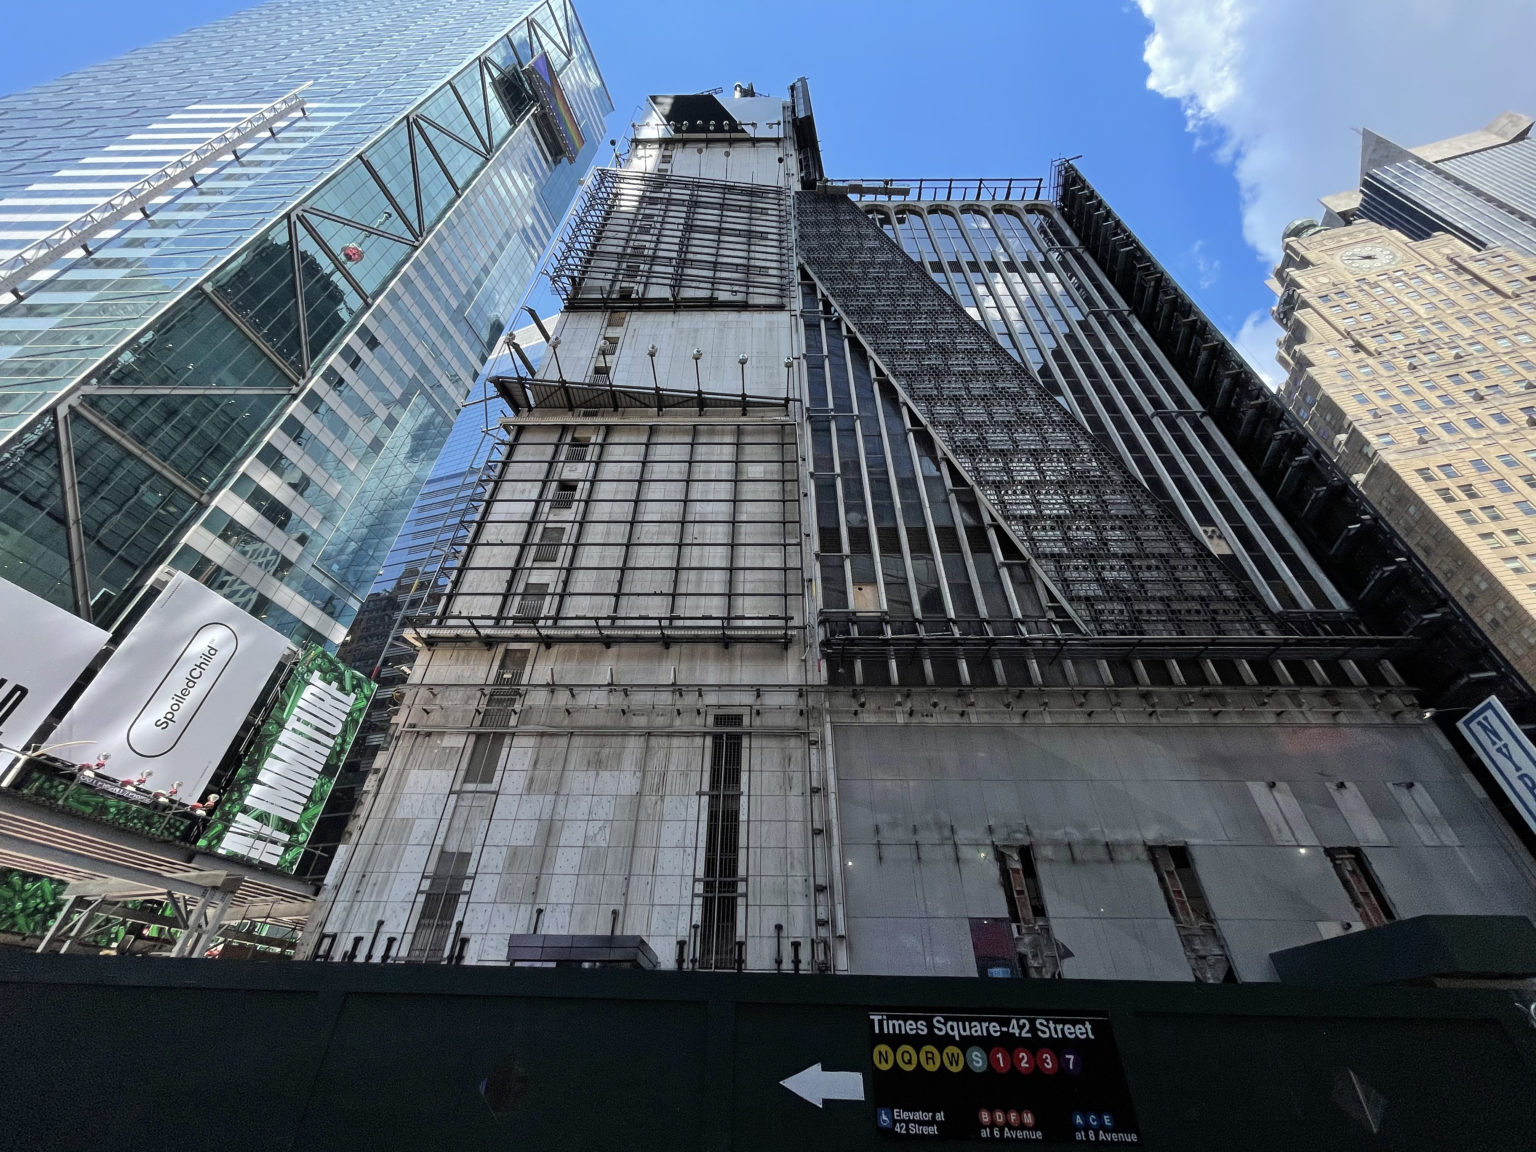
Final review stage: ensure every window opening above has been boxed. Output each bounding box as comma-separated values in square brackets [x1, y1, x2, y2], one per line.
[533, 526, 565, 563]
[1327, 847, 1394, 929]
[515, 581, 549, 619]
[999, 846, 1063, 978]
[461, 732, 506, 786]
[407, 851, 471, 961]
[481, 648, 527, 728]
[1149, 845, 1235, 983]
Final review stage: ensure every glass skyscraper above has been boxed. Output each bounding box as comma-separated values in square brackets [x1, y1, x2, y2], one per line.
[1321, 113, 1536, 255]
[0, 0, 610, 646]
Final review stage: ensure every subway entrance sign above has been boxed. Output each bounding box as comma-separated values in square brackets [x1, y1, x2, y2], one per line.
[869, 1012, 1140, 1142]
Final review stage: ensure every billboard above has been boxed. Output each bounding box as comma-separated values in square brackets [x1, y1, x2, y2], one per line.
[51, 572, 290, 801]
[199, 644, 374, 873]
[0, 577, 110, 765]
[524, 51, 584, 161]
[1457, 694, 1536, 838]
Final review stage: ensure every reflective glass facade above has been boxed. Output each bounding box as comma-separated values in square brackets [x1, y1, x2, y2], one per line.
[0, 0, 611, 646]
[371, 334, 546, 595]
[1361, 138, 1536, 257]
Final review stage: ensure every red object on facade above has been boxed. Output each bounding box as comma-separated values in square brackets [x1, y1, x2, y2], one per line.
[340, 244, 364, 262]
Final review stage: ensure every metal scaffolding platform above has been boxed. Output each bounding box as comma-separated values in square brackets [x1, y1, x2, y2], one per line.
[548, 167, 792, 309]
[418, 416, 802, 644]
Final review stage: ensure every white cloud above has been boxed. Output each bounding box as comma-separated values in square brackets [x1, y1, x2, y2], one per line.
[1135, 0, 1536, 264]
[1188, 239, 1220, 289]
[1233, 310, 1282, 386]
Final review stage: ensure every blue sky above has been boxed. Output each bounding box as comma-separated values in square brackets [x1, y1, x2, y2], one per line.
[4, 0, 1534, 378]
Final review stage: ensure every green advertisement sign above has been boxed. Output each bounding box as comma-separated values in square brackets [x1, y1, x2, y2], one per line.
[198, 644, 375, 873]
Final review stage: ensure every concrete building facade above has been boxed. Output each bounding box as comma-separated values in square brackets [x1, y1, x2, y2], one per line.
[1274, 115, 1536, 685]
[307, 85, 1536, 980]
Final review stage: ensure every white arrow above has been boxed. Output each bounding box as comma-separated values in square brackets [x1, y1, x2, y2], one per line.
[780, 1063, 865, 1108]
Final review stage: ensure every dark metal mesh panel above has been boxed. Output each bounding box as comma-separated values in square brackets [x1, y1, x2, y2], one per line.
[795, 191, 1277, 637]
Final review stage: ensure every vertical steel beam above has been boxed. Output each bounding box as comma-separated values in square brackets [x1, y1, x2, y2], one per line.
[53, 407, 94, 621]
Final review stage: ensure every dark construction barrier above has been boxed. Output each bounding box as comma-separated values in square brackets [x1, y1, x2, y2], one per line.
[2, 952, 1535, 1151]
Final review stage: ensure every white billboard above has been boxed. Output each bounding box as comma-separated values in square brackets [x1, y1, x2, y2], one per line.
[52, 573, 290, 800]
[0, 577, 110, 764]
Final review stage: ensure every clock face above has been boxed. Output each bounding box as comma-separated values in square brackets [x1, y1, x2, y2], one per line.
[1340, 243, 1400, 271]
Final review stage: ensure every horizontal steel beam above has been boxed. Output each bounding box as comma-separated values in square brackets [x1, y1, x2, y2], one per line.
[1, 85, 310, 298]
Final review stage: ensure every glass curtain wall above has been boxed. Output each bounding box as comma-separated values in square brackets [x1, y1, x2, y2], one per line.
[0, 0, 611, 646]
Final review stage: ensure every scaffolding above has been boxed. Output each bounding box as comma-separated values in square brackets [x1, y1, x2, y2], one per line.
[417, 415, 802, 645]
[828, 177, 1046, 203]
[547, 168, 792, 310]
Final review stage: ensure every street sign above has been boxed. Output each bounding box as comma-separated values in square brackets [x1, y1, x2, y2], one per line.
[781, 1063, 865, 1108]
[867, 1011, 1141, 1142]
[1457, 695, 1536, 838]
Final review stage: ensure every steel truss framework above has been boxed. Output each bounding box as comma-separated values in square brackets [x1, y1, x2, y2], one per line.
[1051, 161, 1536, 722]
[547, 168, 792, 309]
[795, 191, 1280, 638]
[833, 177, 1045, 203]
[489, 371, 792, 417]
[795, 275, 1411, 690]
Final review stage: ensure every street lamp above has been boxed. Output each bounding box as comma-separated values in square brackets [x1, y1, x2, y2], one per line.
[692, 347, 704, 413]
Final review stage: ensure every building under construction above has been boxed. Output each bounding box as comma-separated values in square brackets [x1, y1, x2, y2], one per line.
[306, 81, 1536, 981]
